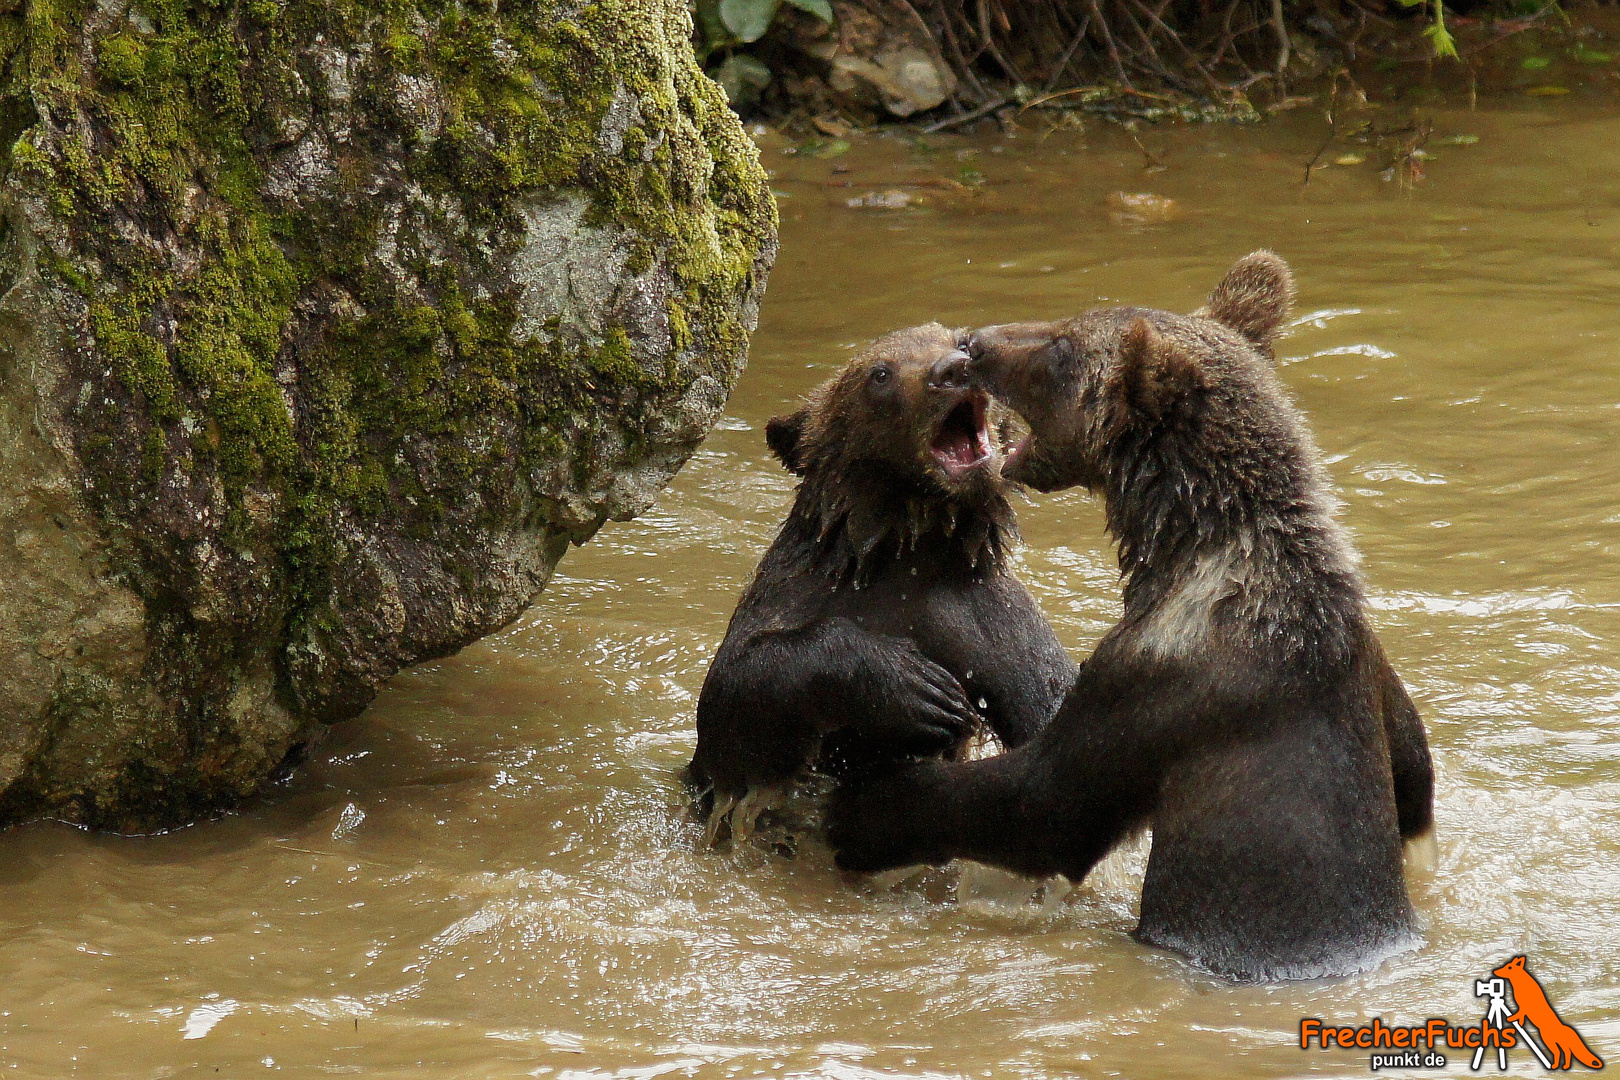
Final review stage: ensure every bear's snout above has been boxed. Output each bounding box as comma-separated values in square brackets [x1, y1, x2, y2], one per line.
[964, 328, 998, 362]
[963, 325, 1037, 380]
[928, 352, 972, 391]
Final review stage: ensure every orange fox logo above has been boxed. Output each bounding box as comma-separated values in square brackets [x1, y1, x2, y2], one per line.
[1494, 956, 1604, 1071]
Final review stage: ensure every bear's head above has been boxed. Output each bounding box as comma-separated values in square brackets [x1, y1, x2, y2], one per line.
[766, 323, 1019, 571]
[965, 251, 1297, 494]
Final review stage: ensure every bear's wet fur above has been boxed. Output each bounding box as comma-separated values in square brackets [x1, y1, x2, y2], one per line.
[826, 254, 1435, 981]
[690, 323, 1075, 844]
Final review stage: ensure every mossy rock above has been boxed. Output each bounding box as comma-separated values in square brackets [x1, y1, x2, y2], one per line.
[0, 0, 776, 831]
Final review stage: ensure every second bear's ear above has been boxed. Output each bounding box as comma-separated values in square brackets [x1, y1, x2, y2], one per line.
[1115, 318, 1204, 425]
[766, 408, 810, 475]
[1204, 249, 1295, 348]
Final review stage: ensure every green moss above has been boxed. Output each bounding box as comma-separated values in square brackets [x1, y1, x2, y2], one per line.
[95, 34, 147, 87]
[86, 302, 171, 411]
[0, 0, 773, 828]
[587, 326, 636, 382]
[140, 426, 167, 482]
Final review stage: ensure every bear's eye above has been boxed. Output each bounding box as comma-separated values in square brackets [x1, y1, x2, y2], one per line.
[870, 366, 892, 385]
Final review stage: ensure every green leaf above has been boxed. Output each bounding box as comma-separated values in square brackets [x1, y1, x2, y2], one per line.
[800, 137, 850, 158]
[1424, 20, 1458, 59]
[711, 53, 772, 110]
[695, 0, 726, 45]
[783, 0, 833, 21]
[1574, 47, 1612, 64]
[1521, 55, 1552, 69]
[719, 0, 781, 43]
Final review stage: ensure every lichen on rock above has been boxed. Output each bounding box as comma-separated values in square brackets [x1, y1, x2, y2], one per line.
[0, 0, 776, 831]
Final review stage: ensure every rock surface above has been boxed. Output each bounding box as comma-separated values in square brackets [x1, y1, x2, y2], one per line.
[0, 0, 776, 830]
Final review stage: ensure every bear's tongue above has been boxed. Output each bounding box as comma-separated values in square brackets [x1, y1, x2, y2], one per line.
[931, 397, 988, 478]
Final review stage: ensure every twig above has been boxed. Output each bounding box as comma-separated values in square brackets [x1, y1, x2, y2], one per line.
[1345, 6, 1368, 61]
[1110, 85, 1178, 101]
[1233, 67, 1277, 93]
[1458, 1, 1560, 59]
[1020, 84, 1106, 110]
[1130, 132, 1168, 169]
[1302, 68, 1352, 185]
[931, 0, 990, 100]
[1270, 0, 1291, 74]
[896, 0, 938, 45]
[956, 0, 989, 65]
[992, 0, 1011, 34]
[922, 93, 1009, 133]
[978, 0, 1029, 85]
[1302, 126, 1336, 185]
[1206, 0, 1243, 68]
[1116, 2, 1167, 75]
[894, 0, 977, 110]
[1087, 0, 1134, 88]
[1042, 14, 1094, 94]
[1127, 0, 1222, 93]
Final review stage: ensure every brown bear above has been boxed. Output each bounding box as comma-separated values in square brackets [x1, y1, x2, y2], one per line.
[690, 323, 1076, 843]
[826, 253, 1435, 981]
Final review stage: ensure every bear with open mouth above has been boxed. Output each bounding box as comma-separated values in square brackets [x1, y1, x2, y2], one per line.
[826, 254, 1435, 981]
[689, 323, 1075, 845]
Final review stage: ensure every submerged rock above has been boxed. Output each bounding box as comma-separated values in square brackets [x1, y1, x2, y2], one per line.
[1106, 191, 1184, 225]
[0, 1, 776, 830]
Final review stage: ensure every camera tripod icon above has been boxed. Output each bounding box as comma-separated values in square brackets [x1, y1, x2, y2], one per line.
[1474, 976, 1554, 1071]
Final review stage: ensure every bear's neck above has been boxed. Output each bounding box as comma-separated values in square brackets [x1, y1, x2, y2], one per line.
[1103, 426, 1362, 643]
[789, 468, 1014, 583]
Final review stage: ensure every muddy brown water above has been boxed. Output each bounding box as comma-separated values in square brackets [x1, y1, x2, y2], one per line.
[4, 98, 1620, 1078]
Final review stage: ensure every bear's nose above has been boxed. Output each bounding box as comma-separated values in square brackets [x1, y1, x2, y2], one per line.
[965, 327, 1002, 362]
[929, 351, 971, 390]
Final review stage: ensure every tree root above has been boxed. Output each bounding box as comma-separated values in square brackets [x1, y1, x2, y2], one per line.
[889, 0, 1419, 114]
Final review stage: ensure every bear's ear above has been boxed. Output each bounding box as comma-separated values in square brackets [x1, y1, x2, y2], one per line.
[765, 408, 810, 475]
[1115, 318, 1204, 425]
[1204, 249, 1295, 348]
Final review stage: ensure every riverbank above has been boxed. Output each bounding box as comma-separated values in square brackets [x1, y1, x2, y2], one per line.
[717, 3, 1620, 131]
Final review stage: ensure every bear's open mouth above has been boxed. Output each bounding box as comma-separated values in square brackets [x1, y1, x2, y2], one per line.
[930, 392, 993, 479]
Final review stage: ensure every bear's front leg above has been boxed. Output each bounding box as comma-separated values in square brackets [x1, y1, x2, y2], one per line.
[828, 682, 1164, 883]
[825, 759, 957, 872]
[693, 618, 982, 797]
[826, 752, 1058, 876]
[839, 630, 984, 752]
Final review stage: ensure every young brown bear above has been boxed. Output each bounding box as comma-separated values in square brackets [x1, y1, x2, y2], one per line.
[827, 254, 1435, 981]
[690, 323, 1075, 841]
